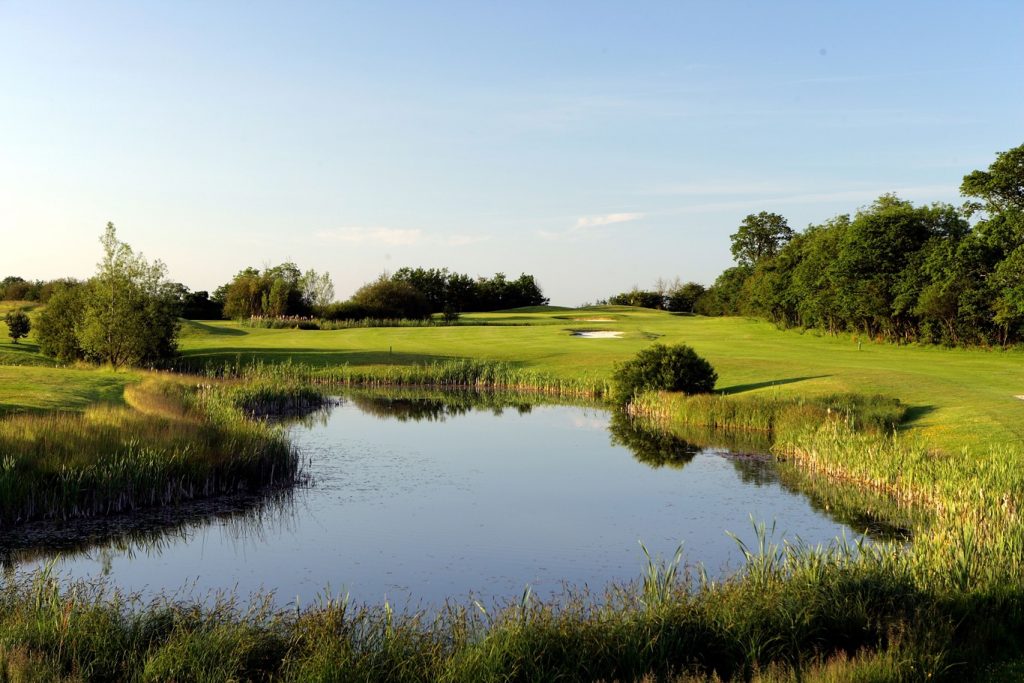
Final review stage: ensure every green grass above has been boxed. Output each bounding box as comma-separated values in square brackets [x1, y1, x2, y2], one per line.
[0, 377, 308, 525]
[173, 307, 1024, 453]
[4, 305, 1024, 679]
[5, 306, 1023, 450]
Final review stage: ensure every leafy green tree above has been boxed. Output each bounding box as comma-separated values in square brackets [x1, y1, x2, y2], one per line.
[992, 245, 1024, 344]
[391, 267, 450, 312]
[36, 284, 85, 362]
[961, 143, 1024, 217]
[729, 212, 794, 267]
[665, 282, 705, 313]
[263, 278, 290, 317]
[75, 223, 180, 368]
[695, 265, 752, 316]
[4, 309, 30, 343]
[350, 275, 430, 319]
[612, 343, 717, 404]
[608, 288, 665, 309]
[301, 269, 335, 310]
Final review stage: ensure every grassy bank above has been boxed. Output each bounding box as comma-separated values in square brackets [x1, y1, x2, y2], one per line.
[2, 306, 1024, 678]
[0, 526, 1017, 682]
[172, 308, 1024, 453]
[0, 378, 312, 526]
[194, 357, 611, 399]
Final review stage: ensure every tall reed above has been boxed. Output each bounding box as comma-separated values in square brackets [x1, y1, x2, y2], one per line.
[0, 378, 305, 526]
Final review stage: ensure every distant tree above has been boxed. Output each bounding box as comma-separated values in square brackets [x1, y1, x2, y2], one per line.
[36, 285, 86, 362]
[301, 269, 335, 310]
[391, 267, 450, 312]
[263, 278, 290, 317]
[175, 288, 223, 320]
[350, 275, 430, 319]
[4, 310, 30, 344]
[730, 211, 794, 267]
[665, 282, 706, 313]
[608, 288, 665, 309]
[695, 266, 752, 316]
[219, 263, 316, 319]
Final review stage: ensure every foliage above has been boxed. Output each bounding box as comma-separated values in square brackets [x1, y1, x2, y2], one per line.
[34, 225, 180, 368]
[0, 276, 81, 303]
[730, 211, 795, 267]
[612, 343, 717, 403]
[35, 285, 86, 362]
[697, 144, 1024, 346]
[607, 287, 666, 309]
[301, 268, 335, 310]
[4, 309, 30, 343]
[174, 286, 223, 319]
[350, 275, 431, 319]
[666, 281, 706, 313]
[217, 262, 331, 319]
[389, 267, 549, 314]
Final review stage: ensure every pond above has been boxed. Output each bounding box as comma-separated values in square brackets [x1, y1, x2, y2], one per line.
[2, 391, 894, 608]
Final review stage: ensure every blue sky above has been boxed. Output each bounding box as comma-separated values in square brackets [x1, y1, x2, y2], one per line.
[2, 1, 1022, 305]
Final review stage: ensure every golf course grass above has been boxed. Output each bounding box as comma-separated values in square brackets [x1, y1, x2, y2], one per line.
[172, 307, 1023, 453]
[1, 305, 1023, 680]
[3, 305, 1022, 451]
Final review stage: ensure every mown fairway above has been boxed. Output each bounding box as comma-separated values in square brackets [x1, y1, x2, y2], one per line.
[3, 305, 1022, 452]
[177, 308, 1023, 453]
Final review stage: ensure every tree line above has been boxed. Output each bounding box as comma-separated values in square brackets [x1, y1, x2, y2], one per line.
[216, 266, 548, 321]
[11, 226, 550, 367]
[610, 144, 1024, 347]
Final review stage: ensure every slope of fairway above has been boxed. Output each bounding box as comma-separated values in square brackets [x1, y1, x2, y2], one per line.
[178, 307, 1024, 452]
[0, 365, 131, 415]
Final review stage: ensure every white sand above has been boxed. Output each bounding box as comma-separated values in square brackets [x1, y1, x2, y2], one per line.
[571, 317, 615, 322]
[572, 331, 623, 338]
[1016, 395, 1024, 401]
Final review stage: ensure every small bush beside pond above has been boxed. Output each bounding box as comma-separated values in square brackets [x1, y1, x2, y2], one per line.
[612, 343, 718, 405]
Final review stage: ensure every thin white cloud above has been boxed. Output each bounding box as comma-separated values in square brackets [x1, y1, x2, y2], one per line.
[575, 212, 645, 230]
[539, 212, 645, 242]
[315, 226, 422, 246]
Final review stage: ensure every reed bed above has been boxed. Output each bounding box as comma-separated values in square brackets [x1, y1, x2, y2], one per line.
[628, 390, 906, 439]
[3, 370, 1024, 677]
[0, 379, 305, 526]
[188, 358, 612, 400]
[0, 524, 1018, 682]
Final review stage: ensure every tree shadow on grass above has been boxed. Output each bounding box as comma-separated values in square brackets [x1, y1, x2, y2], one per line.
[717, 375, 831, 395]
[900, 404, 937, 430]
[178, 348, 486, 369]
[181, 321, 248, 336]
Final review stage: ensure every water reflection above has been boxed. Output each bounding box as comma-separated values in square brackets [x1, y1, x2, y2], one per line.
[0, 489, 300, 573]
[4, 389, 913, 605]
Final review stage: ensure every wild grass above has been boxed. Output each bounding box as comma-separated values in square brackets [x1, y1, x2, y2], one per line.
[0, 523, 1018, 682]
[3, 306, 1024, 677]
[185, 358, 613, 399]
[0, 378, 305, 525]
[628, 391, 905, 440]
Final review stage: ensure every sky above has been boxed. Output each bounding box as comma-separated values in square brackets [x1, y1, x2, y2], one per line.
[1, 1, 1022, 306]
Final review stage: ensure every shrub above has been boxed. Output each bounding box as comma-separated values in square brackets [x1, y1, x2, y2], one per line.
[4, 309, 30, 344]
[612, 343, 717, 404]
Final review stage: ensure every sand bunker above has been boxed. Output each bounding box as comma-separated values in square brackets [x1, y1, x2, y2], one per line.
[572, 330, 623, 339]
[571, 317, 615, 322]
[1016, 395, 1024, 401]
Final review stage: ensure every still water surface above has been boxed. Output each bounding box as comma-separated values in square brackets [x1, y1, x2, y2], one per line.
[5, 393, 878, 607]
